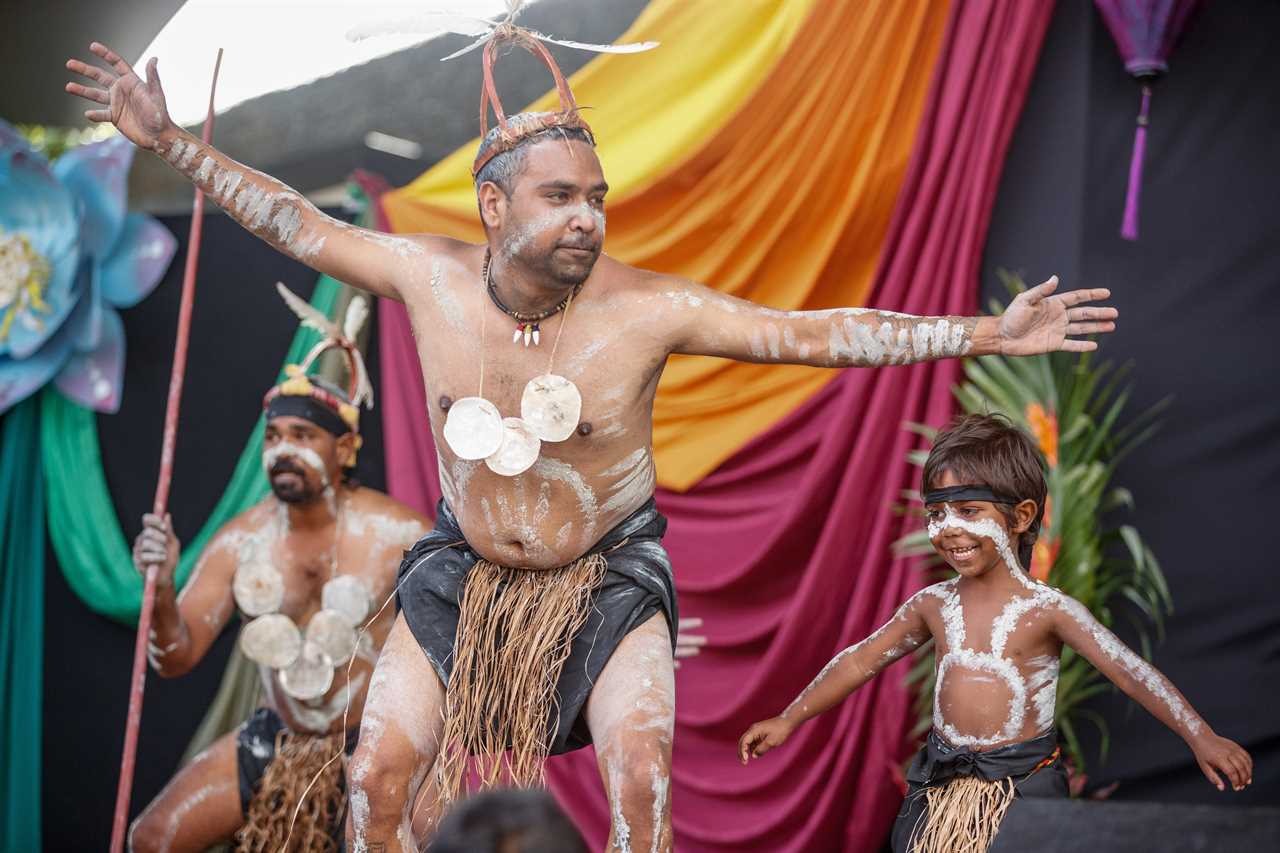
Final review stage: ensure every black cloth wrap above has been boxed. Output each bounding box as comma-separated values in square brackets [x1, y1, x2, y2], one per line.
[395, 497, 678, 756]
[924, 484, 1019, 505]
[891, 729, 1067, 853]
[265, 393, 351, 437]
[234, 707, 359, 818]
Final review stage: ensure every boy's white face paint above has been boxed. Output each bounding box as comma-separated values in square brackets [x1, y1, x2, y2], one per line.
[926, 505, 1057, 747]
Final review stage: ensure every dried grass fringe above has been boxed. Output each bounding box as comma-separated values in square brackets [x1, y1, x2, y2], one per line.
[435, 554, 608, 808]
[234, 728, 345, 853]
[911, 775, 1018, 853]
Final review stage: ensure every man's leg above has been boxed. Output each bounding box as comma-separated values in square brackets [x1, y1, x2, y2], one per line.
[347, 612, 447, 852]
[127, 730, 242, 853]
[585, 612, 676, 853]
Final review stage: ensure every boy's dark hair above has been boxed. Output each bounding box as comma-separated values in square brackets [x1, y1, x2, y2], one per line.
[427, 788, 587, 853]
[922, 413, 1048, 570]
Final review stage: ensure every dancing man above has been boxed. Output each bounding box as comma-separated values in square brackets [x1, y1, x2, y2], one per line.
[69, 31, 1118, 852]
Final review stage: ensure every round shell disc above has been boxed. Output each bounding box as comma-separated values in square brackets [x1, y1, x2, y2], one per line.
[305, 608, 359, 666]
[321, 575, 373, 626]
[279, 640, 335, 701]
[240, 613, 302, 669]
[443, 397, 504, 460]
[484, 417, 542, 477]
[520, 374, 582, 442]
[232, 560, 285, 617]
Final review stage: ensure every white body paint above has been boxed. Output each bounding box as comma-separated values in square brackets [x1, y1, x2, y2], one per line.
[924, 505, 1200, 748]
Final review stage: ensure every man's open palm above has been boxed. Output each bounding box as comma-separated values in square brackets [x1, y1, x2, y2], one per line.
[66, 42, 173, 150]
[999, 276, 1119, 355]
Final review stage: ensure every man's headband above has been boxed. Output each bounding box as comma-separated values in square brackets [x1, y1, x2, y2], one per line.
[923, 484, 1020, 506]
[471, 31, 595, 177]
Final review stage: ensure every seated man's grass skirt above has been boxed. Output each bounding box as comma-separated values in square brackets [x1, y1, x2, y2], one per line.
[234, 709, 351, 853]
[396, 498, 678, 811]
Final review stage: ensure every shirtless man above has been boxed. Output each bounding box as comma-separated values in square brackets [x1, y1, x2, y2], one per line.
[69, 40, 1118, 853]
[127, 368, 429, 850]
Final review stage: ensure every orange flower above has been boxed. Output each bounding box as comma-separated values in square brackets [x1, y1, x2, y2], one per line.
[1025, 402, 1059, 467]
[1030, 537, 1059, 582]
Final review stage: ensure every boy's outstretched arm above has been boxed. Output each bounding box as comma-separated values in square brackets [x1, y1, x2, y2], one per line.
[737, 594, 931, 764]
[1052, 596, 1253, 791]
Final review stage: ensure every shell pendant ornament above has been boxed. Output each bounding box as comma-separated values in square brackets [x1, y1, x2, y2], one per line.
[305, 610, 359, 667]
[321, 575, 373, 626]
[485, 417, 542, 476]
[520, 374, 582, 442]
[279, 640, 335, 701]
[443, 396, 504, 460]
[240, 613, 303, 669]
[232, 560, 285, 617]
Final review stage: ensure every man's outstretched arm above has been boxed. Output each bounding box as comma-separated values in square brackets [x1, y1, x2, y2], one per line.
[661, 274, 1117, 365]
[66, 42, 439, 301]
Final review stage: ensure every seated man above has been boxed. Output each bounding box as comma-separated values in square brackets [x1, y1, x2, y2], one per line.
[128, 294, 430, 852]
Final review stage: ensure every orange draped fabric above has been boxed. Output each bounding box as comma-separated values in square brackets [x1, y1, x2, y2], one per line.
[382, 0, 950, 490]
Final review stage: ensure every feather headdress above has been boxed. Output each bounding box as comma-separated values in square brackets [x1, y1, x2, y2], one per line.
[263, 283, 373, 436]
[346, 0, 658, 176]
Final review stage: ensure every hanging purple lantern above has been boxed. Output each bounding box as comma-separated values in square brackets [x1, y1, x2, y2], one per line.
[1095, 0, 1200, 240]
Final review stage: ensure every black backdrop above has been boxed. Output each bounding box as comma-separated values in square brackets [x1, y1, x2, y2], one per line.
[39, 210, 387, 849]
[981, 0, 1279, 806]
[32, 0, 1280, 848]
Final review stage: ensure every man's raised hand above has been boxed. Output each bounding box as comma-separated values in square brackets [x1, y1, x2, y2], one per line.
[66, 42, 173, 150]
[999, 276, 1119, 356]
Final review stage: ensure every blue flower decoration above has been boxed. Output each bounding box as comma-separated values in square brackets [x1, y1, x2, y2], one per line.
[0, 121, 175, 414]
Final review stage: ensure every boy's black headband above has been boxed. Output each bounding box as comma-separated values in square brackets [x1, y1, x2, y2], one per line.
[923, 484, 1019, 506]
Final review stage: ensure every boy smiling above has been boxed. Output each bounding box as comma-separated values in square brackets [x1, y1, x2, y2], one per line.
[738, 414, 1251, 852]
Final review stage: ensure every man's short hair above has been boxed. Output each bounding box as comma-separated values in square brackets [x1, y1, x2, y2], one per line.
[427, 788, 586, 853]
[474, 112, 595, 196]
[922, 413, 1048, 569]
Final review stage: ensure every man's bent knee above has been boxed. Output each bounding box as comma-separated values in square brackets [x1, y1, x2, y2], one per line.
[127, 811, 167, 853]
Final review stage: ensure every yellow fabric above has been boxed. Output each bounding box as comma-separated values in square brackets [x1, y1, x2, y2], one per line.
[384, 0, 949, 490]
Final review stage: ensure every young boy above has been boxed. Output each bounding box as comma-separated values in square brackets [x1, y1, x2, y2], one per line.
[737, 414, 1251, 853]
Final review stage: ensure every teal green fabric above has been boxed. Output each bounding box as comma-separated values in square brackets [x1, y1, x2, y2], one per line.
[41, 275, 341, 625]
[0, 397, 44, 850]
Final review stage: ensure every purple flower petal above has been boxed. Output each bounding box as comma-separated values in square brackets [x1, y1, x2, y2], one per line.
[0, 316, 73, 415]
[99, 214, 176, 308]
[52, 135, 134, 259]
[55, 304, 125, 413]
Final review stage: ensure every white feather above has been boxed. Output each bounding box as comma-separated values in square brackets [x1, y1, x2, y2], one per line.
[440, 31, 496, 62]
[346, 13, 494, 43]
[343, 295, 369, 342]
[528, 30, 659, 54]
[276, 282, 338, 338]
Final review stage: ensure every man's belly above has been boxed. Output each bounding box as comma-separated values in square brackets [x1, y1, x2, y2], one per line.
[440, 449, 657, 570]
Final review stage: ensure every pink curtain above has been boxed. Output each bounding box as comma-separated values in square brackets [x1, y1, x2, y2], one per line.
[376, 2, 1053, 848]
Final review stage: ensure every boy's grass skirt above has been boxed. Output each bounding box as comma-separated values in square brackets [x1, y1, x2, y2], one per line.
[892, 729, 1066, 853]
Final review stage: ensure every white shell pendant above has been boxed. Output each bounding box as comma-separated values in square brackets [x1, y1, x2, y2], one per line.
[321, 575, 373, 627]
[240, 613, 302, 669]
[484, 417, 542, 476]
[232, 560, 285, 617]
[520, 374, 582, 442]
[443, 396, 504, 460]
[305, 609, 359, 666]
[279, 640, 335, 701]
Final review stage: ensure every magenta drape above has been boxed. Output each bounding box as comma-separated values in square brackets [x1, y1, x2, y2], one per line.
[377, 2, 1053, 849]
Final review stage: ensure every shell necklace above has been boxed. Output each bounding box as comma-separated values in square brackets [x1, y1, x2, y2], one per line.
[442, 252, 583, 477]
[233, 495, 374, 702]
